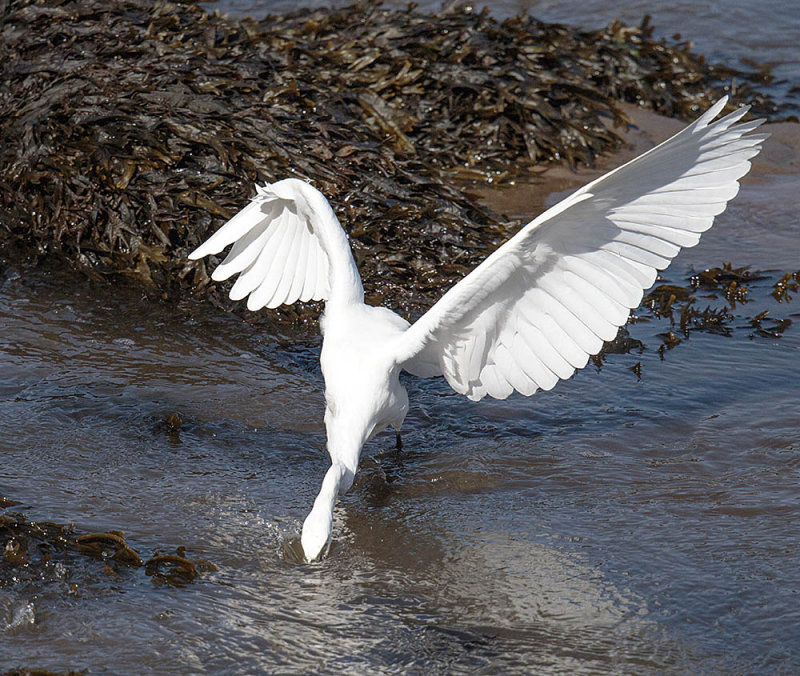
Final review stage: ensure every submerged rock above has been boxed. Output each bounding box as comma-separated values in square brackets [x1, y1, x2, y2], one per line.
[0, 0, 781, 324]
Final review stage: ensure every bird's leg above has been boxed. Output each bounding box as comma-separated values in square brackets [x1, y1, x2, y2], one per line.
[375, 428, 404, 485]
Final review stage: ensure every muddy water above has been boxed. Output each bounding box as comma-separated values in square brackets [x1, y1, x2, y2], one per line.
[2, 114, 799, 673]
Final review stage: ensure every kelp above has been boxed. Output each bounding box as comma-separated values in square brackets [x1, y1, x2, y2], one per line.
[0, 0, 783, 327]
[0, 511, 213, 588]
[0, 508, 211, 672]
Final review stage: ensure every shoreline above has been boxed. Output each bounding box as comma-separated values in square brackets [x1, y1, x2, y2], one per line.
[473, 103, 800, 224]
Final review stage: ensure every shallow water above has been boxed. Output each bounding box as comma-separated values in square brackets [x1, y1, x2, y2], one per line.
[2, 137, 799, 673]
[4, 1, 800, 671]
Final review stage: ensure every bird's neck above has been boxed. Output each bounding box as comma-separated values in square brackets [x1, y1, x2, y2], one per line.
[329, 271, 364, 306]
[301, 462, 349, 560]
[314, 463, 345, 513]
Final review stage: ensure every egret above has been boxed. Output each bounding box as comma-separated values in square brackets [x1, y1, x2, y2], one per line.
[189, 97, 766, 561]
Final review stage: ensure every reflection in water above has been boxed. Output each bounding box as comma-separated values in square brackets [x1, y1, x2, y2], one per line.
[1, 163, 799, 671]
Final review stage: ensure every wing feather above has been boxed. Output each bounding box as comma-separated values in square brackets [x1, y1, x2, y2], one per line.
[533, 288, 606, 354]
[467, 329, 488, 386]
[561, 269, 630, 326]
[190, 197, 279, 261]
[539, 276, 619, 341]
[247, 212, 295, 310]
[561, 256, 640, 307]
[510, 331, 559, 391]
[517, 318, 575, 380]
[229, 218, 285, 301]
[394, 97, 767, 400]
[276, 217, 309, 307]
[519, 308, 589, 371]
[264, 212, 304, 309]
[212, 218, 270, 281]
[480, 364, 514, 400]
[495, 343, 538, 396]
[300, 233, 318, 303]
[613, 221, 700, 248]
[189, 178, 361, 310]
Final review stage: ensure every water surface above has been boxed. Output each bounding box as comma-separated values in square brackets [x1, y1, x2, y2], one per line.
[2, 135, 799, 672]
[3, 2, 800, 673]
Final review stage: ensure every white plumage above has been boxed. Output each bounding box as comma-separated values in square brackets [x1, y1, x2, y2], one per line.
[189, 97, 766, 561]
[193, 186, 332, 308]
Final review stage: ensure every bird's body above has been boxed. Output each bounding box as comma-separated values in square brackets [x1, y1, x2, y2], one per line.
[189, 97, 766, 561]
[320, 301, 410, 473]
[305, 302, 412, 556]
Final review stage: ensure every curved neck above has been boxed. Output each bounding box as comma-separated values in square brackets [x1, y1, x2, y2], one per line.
[301, 463, 348, 560]
[314, 463, 346, 513]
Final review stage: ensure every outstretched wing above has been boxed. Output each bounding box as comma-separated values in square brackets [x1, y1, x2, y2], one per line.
[395, 97, 767, 400]
[189, 180, 339, 310]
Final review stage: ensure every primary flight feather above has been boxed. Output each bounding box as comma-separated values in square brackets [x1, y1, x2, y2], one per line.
[189, 97, 766, 561]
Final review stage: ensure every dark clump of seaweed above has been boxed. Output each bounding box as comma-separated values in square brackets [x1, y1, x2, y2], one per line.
[1, 510, 214, 594]
[747, 310, 793, 339]
[594, 262, 798, 374]
[771, 270, 800, 302]
[74, 531, 144, 567]
[690, 261, 768, 307]
[1, 512, 145, 587]
[1, 513, 81, 588]
[0, 0, 783, 326]
[144, 546, 217, 587]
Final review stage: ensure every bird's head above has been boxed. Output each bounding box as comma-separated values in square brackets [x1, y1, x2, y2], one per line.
[300, 501, 333, 563]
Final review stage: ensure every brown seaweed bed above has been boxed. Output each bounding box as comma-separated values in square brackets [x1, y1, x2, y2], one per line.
[0, 0, 786, 327]
[0, 505, 214, 674]
[598, 263, 798, 374]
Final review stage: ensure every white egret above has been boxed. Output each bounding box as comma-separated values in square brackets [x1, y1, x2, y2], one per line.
[189, 97, 766, 561]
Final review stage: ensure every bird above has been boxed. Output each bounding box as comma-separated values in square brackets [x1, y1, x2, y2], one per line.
[188, 96, 766, 562]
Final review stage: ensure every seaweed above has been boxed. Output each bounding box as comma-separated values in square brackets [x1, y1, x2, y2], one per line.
[0, 511, 214, 590]
[0, 0, 783, 326]
[772, 270, 800, 302]
[145, 547, 217, 587]
[591, 261, 797, 375]
[747, 310, 793, 339]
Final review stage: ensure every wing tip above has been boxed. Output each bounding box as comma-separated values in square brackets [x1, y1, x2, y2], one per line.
[210, 266, 233, 282]
[253, 182, 281, 202]
[708, 94, 729, 117]
[188, 243, 214, 260]
[692, 96, 728, 131]
[246, 295, 266, 312]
